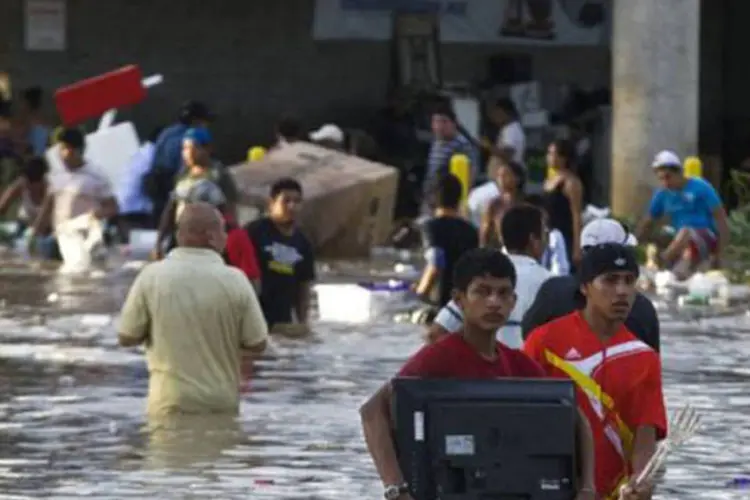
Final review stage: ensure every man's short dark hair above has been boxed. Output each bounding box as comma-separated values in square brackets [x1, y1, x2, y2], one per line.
[494, 97, 519, 118]
[58, 127, 85, 150]
[453, 248, 517, 292]
[503, 160, 526, 192]
[501, 204, 544, 253]
[276, 115, 304, 141]
[433, 174, 462, 210]
[431, 104, 457, 122]
[179, 100, 213, 125]
[23, 156, 48, 182]
[270, 177, 303, 199]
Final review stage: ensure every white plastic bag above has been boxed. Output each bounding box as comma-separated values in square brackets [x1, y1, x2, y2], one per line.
[56, 213, 105, 274]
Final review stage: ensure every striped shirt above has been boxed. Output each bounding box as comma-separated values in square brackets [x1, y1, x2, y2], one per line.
[423, 135, 480, 198]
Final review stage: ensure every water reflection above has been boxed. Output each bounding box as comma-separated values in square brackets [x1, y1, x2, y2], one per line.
[144, 414, 244, 470]
[0, 258, 748, 498]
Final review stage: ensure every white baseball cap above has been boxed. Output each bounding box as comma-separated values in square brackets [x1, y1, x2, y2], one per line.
[580, 218, 638, 249]
[309, 124, 344, 144]
[651, 150, 682, 169]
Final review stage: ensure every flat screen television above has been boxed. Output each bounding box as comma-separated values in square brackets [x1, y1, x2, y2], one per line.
[392, 378, 578, 500]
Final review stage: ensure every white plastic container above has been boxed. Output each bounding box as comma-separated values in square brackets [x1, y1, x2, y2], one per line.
[687, 271, 728, 297]
[128, 229, 158, 254]
[315, 281, 412, 323]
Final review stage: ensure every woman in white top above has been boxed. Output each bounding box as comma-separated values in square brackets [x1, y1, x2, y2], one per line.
[478, 161, 526, 247]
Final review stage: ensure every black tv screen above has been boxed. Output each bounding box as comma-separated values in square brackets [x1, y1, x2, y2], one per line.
[392, 378, 578, 500]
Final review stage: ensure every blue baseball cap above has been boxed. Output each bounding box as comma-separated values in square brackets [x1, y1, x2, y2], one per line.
[183, 127, 212, 147]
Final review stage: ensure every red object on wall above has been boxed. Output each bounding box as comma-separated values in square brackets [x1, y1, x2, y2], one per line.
[54, 65, 146, 126]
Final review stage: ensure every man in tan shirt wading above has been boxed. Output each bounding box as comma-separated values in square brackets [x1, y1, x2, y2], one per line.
[118, 202, 268, 417]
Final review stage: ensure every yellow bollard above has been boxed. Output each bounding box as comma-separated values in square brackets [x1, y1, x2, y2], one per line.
[450, 154, 471, 207]
[247, 146, 267, 163]
[683, 156, 702, 178]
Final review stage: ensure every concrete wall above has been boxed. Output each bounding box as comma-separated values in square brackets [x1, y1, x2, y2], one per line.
[0, 0, 609, 163]
[610, 0, 701, 216]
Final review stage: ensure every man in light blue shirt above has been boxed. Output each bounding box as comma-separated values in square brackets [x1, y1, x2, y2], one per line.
[636, 150, 729, 273]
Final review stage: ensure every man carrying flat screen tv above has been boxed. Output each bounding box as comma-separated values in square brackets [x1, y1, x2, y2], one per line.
[359, 248, 597, 500]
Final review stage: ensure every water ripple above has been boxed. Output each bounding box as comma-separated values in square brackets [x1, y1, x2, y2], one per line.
[0, 262, 748, 499]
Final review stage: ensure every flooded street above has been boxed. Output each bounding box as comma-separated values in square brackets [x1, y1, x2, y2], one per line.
[0, 256, 748, 499]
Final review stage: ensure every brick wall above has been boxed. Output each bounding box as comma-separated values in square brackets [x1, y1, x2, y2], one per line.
[0, 0, 609, 163]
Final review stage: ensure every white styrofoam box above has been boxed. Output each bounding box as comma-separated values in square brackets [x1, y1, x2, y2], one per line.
[687, 271, 729, 297]
[128, 229, 157, 253]
[46, 121, 141, 189]
[315, 281, 412, 323]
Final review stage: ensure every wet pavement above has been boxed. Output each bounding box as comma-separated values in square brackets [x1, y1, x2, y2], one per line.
[0, 253, 748, 499]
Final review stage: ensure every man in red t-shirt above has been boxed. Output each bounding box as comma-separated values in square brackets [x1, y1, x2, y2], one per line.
[360, 248, 596, 500]
[524, 243, 667, 500]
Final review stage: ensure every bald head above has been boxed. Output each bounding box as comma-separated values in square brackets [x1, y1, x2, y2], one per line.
[175, 202, 226, 251]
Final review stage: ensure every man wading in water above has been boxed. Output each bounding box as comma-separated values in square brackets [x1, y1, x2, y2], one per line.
[360, 249, 596, 500]
[524, 243, 667, 499]
[246, 178, 315, 335]
[152, 126, 237, 258]
[119, 202, 267, 416]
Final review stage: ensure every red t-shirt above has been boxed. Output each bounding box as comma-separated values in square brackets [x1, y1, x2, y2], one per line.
[223, 219, 260, 280]
[398, 333, 545, 378]
[523, 311, 667, 497]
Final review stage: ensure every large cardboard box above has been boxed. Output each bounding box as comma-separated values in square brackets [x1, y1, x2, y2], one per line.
[230, 143, 399, 258]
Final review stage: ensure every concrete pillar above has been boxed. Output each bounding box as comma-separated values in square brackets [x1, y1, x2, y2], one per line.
[611, 0, 701, 216]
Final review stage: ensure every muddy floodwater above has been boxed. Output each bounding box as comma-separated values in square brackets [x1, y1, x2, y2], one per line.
[0, 253, 748, 499]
